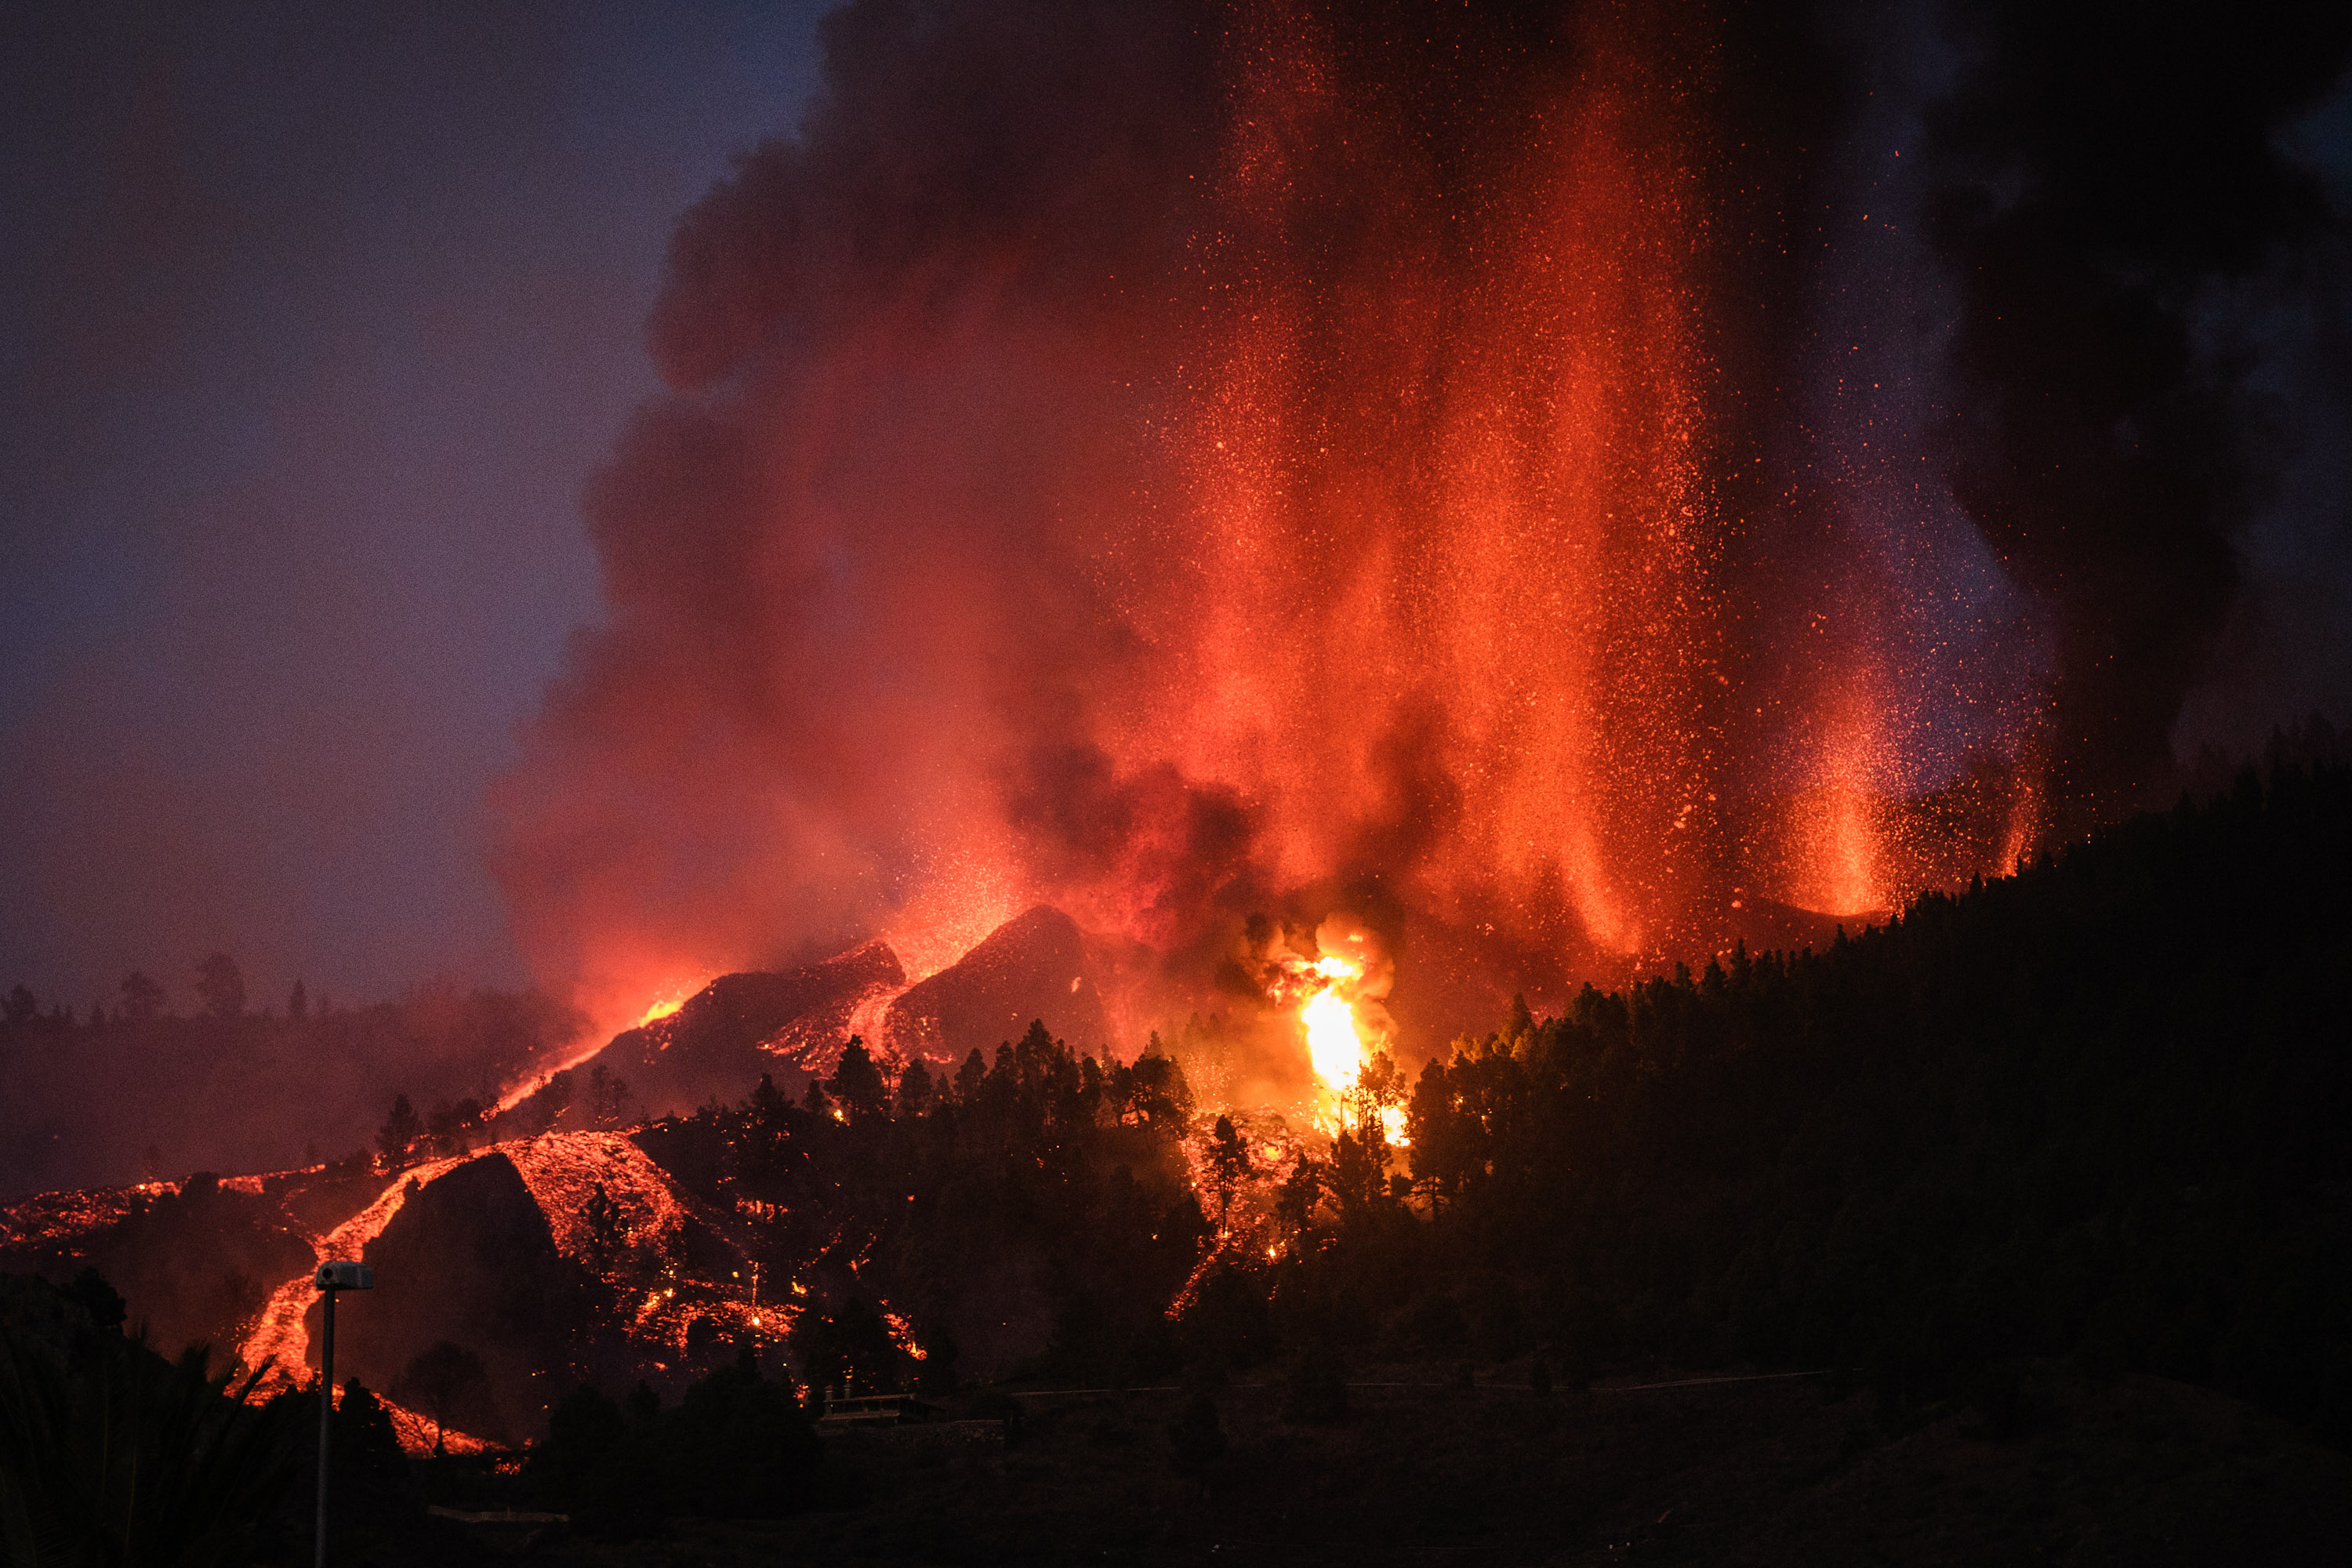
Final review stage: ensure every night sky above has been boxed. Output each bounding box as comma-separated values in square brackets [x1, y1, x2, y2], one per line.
[5, 2, 2348, 1022]
[2, 2, 829, 1012]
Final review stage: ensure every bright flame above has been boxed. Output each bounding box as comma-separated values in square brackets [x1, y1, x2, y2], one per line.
[1301, 987, 1362, 1087]
[634, 989, 691, 1028]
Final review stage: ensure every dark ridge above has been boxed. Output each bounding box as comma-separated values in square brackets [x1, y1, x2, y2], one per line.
[310, 1152, 601, 1446]
[880, 906, 1115, 1063]
[514, 939, 904, 1127]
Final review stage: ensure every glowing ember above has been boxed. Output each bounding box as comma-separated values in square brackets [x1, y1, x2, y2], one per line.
[504, 1131, 691, 1263]
[880, 1306, 929, 1362]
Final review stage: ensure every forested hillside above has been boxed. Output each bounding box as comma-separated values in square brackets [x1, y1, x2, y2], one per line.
[627, 764, 2352, 1439]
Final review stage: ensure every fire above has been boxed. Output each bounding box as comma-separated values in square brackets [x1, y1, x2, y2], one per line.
[1252, 922, 1406, 1145]
[1257, 938, 1375, 1098]
[633, 982, 698, 1028]
[1300, 985, 1361, 1087]
[488, 2, 2054, 1038]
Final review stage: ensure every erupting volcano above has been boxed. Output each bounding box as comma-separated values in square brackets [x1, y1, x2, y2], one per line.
[491, 0, 2064, 1056]
[6, 6, 2350, 1558]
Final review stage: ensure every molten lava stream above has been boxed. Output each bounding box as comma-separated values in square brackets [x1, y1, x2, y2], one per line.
[234, 1149, 503, 1454]
[238, 1152, 473, 1399]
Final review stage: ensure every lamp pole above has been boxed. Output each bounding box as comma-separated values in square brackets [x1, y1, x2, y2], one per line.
[312, 1261, 374, 1568]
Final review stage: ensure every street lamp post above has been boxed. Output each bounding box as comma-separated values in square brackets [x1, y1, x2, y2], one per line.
[312, 1261, 374, 1568]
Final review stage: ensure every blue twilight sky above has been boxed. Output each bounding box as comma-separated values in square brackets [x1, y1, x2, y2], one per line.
[1, 2, 830, 1013]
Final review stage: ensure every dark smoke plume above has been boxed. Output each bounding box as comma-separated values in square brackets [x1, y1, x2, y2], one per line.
[494, 0, 1231, 1018]
[1918, 1, 2352, 810]
[495, 0, 2347, 1042]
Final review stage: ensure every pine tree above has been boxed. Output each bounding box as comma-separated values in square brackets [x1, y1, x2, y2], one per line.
[1209, 1115, 1250, 1228]
[194, 953, 245, 1020]
[376, 1094, 424, 1168]
[118, 971, 165, 1023]
[825, 1036, 888, 1120]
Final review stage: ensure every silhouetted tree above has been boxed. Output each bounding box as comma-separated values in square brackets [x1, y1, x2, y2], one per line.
[896, 1056, 935, 1118]
[425, 1097, 485, 1156]
[527, 1383, 626, 1510]
[118, 971, 165, 1022]
[1208, 1114, 1250, 1228]
[0, 1323, 296, 1565]
[1275, 1155, 1325, 1243]
[529, 1349, 822, 1534]
[586, 1062, 634, 1128]
[825, 1036, 888, 1120]
[194, 953, 245, 1020]
[286, 979, 308, 1022]
[376, 1094, 424, 1168]
[953, 1047, 987, 1104]
[63, 1266, 127, 1331]
[583, 1181, 624, 1269]
[4, 985, 35, 1027]
[396, 1340, 489, 1452]
[801, 1299, 902, 1396]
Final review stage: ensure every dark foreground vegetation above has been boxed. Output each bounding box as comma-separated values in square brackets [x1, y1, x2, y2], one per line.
[10, 1269, 2352, 1566]
[2, 765, 2347, 1563]
[633, 763, 2352, 1446]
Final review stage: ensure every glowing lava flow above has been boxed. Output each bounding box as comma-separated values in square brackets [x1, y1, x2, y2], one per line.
[488, 978, 708, 1120]
[238, 1153, 472, 1399]
[233, 1152, 495, 1454]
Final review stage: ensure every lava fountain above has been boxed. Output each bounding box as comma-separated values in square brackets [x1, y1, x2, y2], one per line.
[492, 0, 2050, 1039]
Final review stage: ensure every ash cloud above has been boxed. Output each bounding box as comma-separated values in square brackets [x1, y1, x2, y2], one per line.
[1916, 2, 2352, 809]
[495, 0, 2352, 1040]
[493, 0, 1230, 1017]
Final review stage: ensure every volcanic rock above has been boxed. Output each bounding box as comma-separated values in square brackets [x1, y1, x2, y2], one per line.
[309, 1151, 599, 1443]
[880, 906, 1116, 1063]
[520, 938, 905, 1123]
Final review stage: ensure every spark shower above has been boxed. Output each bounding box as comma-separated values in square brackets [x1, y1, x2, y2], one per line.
[493, 1, 2140, 1044]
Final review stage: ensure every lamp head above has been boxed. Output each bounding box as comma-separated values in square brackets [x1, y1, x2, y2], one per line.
[314, 1261, 374, 1291]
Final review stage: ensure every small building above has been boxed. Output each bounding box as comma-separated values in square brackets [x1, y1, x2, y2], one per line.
[818, 1390, 937, 1426]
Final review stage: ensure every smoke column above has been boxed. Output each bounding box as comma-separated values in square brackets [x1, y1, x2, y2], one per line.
[493, 0, 2350, 1040]
[1916, 2, 2352, 811]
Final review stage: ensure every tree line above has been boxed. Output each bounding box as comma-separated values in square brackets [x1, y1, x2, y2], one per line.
[619, 762, 2352, 1440]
